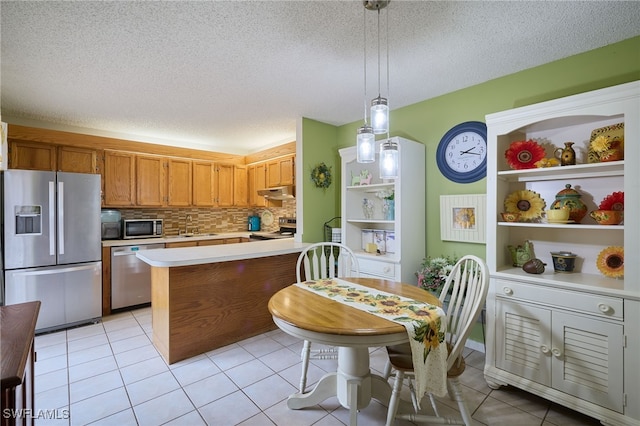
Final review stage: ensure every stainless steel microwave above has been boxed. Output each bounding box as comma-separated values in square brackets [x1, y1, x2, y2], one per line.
[122, 219, 163, 239]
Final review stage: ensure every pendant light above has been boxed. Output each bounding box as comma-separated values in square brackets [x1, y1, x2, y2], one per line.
[356, 2, 376, 163]
[380, 138, 398, 179]
[369, 1, 389, 134]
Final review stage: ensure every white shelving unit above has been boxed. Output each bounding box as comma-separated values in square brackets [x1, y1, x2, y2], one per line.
[484, 81, 639, 426]
[339, 137, 425, 283]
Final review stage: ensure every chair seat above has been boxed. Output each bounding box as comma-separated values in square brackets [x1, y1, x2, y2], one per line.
[386, 343, 466, 377]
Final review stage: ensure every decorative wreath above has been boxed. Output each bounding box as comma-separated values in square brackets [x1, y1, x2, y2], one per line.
[596, 246, 624, 278]
[505, 140, 546, 170]
[598, 191, 624, 211]
[310, 162, 332, 189]
[504, 189, 546, 222]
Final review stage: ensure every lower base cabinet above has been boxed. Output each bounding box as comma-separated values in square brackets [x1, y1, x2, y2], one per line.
[485, 279, 638, 425]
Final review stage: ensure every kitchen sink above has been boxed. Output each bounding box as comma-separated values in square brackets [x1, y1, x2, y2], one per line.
[166, 233, 217, 239]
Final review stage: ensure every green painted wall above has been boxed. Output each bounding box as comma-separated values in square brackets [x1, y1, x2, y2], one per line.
[300, 118, 342, 242]
[303, 36, 640, 260]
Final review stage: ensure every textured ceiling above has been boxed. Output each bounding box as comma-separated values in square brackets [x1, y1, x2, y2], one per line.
[1, 1, 639, 155]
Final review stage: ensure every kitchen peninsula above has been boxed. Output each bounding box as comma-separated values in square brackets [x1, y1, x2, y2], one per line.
[136, 239, 310, 364]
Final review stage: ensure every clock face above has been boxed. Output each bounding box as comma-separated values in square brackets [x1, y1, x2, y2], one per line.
[436, 121, 487, 183]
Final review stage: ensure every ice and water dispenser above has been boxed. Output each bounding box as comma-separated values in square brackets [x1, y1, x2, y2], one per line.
[14, 205, 42, 235]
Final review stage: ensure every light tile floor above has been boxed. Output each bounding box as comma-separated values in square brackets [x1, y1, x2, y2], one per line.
[31, 307, 602, 425]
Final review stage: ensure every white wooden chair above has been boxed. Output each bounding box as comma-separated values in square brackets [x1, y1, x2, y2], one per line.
[383, 255, 488, 426]
[295, 242, 360, 393]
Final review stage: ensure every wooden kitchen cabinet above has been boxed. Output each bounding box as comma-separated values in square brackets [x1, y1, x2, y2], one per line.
[136, 155, 165, 207]
[9, 140, 56, 171]
[104, 150, 136, 206]
[9, 141, 99, 173]
[166, 158, 192, 207]
[233, 164, 248, 207]
[216, 163, 234, 207]
[192, 160, 216, 207]
[266, 154, 294, 187]
[248, 163, 268, 207]
[57, 146, 99, 173]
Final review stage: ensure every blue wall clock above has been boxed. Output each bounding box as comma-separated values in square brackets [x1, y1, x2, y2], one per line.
[436, 121, 487, 183]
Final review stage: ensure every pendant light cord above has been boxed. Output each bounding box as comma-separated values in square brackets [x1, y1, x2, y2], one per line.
[376, 8, 381, 98]
[363, 6, 368, 125]
[385, 1, 390, 139]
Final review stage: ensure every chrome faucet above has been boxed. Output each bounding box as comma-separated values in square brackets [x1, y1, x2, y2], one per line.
[185, 214, 192, 235]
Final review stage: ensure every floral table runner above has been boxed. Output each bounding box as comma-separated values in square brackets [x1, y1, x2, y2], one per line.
[295, 278, 448, 403]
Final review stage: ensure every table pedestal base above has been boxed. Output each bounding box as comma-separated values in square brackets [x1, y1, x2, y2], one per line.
[287, 347, 392, 426]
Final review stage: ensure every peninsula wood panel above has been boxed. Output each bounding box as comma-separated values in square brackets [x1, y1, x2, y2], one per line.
[151, 253, 298, 364]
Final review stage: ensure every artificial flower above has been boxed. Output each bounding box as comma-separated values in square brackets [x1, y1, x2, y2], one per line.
[504, 140, 546, 170]
[596, 246, 624, 278]
[416, 255, 458, 294]
[504, 189, 546, 221]
[598, 191, 624, 211]
[534, 157, 560, 168]
[590, 135, 610, 153]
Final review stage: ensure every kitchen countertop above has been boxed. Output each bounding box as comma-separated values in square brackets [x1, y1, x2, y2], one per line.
[136, 238, 309, 267]
[101, 232, 252, 247]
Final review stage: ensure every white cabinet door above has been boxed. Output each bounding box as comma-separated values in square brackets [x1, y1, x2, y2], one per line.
[496, 299, 552, 386]
[496, 298, 624, 413]
[551, 311, 623, 413]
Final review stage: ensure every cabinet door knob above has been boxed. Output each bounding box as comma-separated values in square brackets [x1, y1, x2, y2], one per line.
[597, 303, 612, 314]
[551, 348, 562, 358]
[383, 266, 391, 273]
[540, 345, 550, 354]
[503, 287, 513, 296]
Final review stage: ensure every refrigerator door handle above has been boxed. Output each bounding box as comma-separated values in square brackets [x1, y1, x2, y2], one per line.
[58, 181, 65, 255]
[49, 181, 56, 256]
[9, 263, 98, 276]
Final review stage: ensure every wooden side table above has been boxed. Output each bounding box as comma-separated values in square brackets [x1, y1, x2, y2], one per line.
[1, 301, 40, 426]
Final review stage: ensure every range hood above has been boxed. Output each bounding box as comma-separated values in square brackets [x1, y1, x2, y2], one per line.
[258, 185, 295, 200]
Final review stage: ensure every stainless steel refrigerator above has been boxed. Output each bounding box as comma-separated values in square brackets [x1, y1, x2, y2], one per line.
[2, 170, 102, 332]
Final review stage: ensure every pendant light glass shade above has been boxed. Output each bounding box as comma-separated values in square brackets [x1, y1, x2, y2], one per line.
[356, 125, 376, 163]
[379, 139, 398, 179]
[371, 96, 389, 134]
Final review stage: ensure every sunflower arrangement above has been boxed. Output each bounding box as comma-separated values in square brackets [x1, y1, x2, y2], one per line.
[588, 135, 624, 163]
[310, 162, 332, 189]
[504, 189, 546, 222]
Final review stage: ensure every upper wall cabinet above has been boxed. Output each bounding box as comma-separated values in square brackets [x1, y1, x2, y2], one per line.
[136, 155, 165, 207]
[233, 165, 248, 207]
[9, 141, 99, 173]
[104, 150, 136, 206]
[192, 160, 217, 207]
[166, 158, 192, 207]
[267, 154, 295, 187]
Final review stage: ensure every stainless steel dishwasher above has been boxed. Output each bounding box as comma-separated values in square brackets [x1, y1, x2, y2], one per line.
[111, 243, 165, 310]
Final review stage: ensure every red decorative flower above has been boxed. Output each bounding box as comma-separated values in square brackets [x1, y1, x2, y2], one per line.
[505, 140, 546, 170]
[599, 192, 624, 211]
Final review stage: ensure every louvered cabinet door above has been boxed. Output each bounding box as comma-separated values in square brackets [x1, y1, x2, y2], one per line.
[551, 311, 624, 413]
[495, 299, 552, 386]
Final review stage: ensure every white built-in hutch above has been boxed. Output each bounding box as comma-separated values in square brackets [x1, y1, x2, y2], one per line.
[484, 81, 639, 426]
[339, 137, 425, 283]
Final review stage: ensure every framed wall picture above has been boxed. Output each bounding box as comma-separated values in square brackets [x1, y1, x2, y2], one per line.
[440, 194, 486, 243]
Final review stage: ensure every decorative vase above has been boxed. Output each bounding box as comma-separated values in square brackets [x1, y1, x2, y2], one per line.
[554, 142, 576, 166]
[383, 199, 395, 220]
[362, 198, 374, 219]
[550, 184, 587, 223]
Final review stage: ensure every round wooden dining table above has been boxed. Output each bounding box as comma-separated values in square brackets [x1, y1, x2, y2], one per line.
[268, 277, 440, 426]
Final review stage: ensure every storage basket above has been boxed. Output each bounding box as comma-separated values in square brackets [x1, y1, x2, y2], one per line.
[323, 217, 342, 243]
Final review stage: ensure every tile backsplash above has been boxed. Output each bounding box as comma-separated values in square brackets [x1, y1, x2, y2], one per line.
[119, 200, 295, 236]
